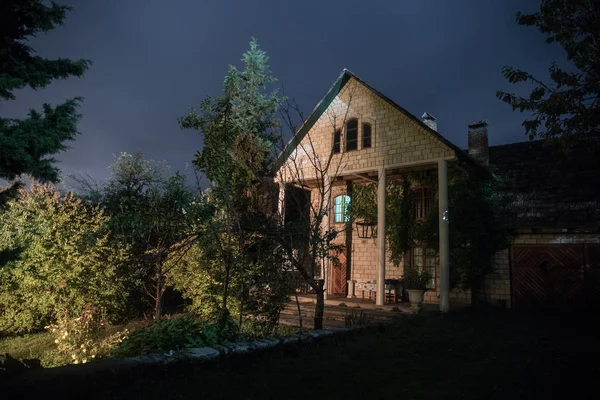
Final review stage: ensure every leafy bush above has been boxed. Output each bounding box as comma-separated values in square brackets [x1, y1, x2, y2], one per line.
[170, 235, 289, 329]
[46, 303, 127, 365]
[239, 320, 301, 339]
[344, 310, 374, 327]
[112, 317, 229, 357]
[169, 244, 242, 320]
[402, 268, 432, 291]
[0, 184, 129, 335]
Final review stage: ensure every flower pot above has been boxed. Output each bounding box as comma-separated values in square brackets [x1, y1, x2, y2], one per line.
[406, 289, 425, 313]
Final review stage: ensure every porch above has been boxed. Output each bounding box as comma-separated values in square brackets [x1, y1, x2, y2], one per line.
[281, 159, 453, 310]
[278, 294, 432, 329]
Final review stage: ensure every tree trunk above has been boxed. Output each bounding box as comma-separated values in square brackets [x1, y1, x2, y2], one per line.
[155, 274, 163, 320]
[294, 292, 303, 331]
[222, 261, 231, 311]
[314, 287, 325, 330]
[238, 288, 244, 330]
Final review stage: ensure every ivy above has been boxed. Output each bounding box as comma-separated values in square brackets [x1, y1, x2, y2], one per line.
[348, 167, 509, 300]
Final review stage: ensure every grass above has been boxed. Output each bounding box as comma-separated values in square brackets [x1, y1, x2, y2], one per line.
[0, 317, 301, 369]
[0, 332, 64, 367]
[5, 308, 599, 399]
[0, 319, 151, 368]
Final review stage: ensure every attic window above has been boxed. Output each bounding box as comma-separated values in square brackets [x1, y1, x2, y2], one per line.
[363, 123, 372, 148]
[333, 129, 341, 154]
[346, 119, 358, 151]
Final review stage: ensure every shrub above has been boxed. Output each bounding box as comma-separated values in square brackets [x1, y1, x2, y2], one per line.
[238, 318, 279, 339]
[112, 316, 229, 357]
[402, 268, 432, 291]
[239, 320, 302, 339]
[0, 184, 129, 335]
[344, 309, 374, 327]
[169, 245, 241, 320]
[46, 303, 127, 365]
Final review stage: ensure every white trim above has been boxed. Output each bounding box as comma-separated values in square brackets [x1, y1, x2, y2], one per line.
[329, 156, 456, 179]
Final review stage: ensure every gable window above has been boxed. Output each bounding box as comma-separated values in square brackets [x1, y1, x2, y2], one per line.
[345, 119, 358, 151]
[412, 247, 437, 289]
[333, 195, 351, 223]
[413, 187, 434, 220]
[362, 123, 372, 149]
[333, 129, 341, 154]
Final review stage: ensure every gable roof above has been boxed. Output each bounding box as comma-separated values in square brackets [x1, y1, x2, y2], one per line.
[274, 69, 468, 172]
[489, 139, 600, 230]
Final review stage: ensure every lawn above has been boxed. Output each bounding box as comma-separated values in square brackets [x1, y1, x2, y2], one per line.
[4, 309, 598, 399]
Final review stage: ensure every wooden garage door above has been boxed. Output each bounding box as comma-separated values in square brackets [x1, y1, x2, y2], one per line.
[584, 245, 600, 309]
[512, 245, 600, 310]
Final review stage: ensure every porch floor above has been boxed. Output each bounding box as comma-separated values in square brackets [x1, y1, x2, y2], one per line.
[279, 294, 440, 329]
[298, 294, 411, 311]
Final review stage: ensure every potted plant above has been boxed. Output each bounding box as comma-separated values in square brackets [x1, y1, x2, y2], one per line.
[402, 268, 432, 313]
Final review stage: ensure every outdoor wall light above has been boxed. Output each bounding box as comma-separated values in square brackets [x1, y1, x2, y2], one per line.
[356, 221, 376, 239]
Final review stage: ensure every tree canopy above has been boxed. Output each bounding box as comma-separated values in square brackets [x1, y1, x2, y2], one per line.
[77, 152, 201, 319]
[497, 0, 600, 141]
[0, 0, 90, 203]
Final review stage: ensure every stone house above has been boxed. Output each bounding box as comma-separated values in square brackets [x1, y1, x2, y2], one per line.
[274, 69, 600, 310]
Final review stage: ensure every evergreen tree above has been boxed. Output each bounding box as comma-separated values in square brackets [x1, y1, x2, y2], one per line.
[0, 0, 91, 204]
[179, 39, 285, 325]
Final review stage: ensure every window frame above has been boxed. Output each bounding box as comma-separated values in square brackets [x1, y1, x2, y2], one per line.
[333, 194, 351, 223]
[345, 119, 358, 152]
[411, 246, 437, 289]
[362, 122, 372, 149]
[332, 129, 341, 154]
[412, 187, 435, 221]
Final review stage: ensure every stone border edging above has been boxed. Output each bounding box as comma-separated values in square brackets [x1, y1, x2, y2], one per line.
[2, 325, 373, 388]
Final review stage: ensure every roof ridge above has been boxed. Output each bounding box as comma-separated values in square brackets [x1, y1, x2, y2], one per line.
[274, 69, 470, 172]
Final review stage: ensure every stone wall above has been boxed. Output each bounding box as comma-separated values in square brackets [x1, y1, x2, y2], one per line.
[278, 77, 454, 183]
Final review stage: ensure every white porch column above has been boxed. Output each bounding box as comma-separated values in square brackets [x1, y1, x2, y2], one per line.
[322, 175, 331, 300]
[438, 160, 450, 313]
[376, 166, 386, 306]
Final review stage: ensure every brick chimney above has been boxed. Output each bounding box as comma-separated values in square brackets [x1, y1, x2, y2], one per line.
[467, 120, 489, 164]
[421, 112, 437, 132]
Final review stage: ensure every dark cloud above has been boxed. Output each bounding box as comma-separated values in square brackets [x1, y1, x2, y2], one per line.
[2, 0, 566, 183]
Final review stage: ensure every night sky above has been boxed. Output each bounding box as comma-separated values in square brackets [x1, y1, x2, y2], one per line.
[3, 0, 565, 185]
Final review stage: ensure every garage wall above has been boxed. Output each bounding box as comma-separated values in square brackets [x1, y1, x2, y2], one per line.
[484, 231, 600, 309]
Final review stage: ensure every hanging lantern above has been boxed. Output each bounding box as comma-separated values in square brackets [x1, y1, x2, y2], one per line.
[356, 221, 376, 239]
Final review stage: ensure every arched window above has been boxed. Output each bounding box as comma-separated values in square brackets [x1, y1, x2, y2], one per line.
[333, 195, 351, 223]
[362, 123, 372, 149]
[333, 129, 341, 154]
[345, 119, 358, 151]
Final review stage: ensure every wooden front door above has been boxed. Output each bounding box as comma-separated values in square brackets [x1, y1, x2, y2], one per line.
[512, 244, 600, 310]
[329, 249, 348, 296]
